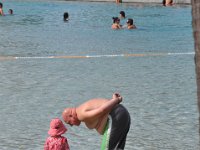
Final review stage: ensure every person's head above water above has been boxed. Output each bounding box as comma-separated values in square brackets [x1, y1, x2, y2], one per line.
[63, 12, 69, 21]
[0, 2, 3, 8]
[8, 9, 13, 15]
[112, 17, 120, 24]
[62, 108, 81, 126]
[119, 11, 125, 18]
[127, 18, 133, 25]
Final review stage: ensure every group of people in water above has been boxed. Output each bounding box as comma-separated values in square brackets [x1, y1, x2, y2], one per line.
[112, 11, 136, 30]
[62, 10, 136, 30]
[0, 2, 13, 16]
[1, 1, 175, 149]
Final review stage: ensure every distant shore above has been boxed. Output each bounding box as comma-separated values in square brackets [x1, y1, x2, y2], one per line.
[65, 0, 191, 4]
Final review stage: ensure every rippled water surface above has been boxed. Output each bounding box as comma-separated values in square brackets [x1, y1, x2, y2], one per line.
[0, 0, 199, 150]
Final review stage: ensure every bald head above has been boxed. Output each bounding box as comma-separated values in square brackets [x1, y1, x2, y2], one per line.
[62, 108, 81, 126]
[62, 108, 72, 123]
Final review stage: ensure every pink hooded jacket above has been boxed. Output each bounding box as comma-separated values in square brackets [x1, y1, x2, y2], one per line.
[44, 136, 70, 150]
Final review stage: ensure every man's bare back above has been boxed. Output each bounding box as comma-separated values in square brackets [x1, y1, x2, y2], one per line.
[62, 94, 122, 134]
[76, 99, 109, 134]
[62, 93, 130, 150]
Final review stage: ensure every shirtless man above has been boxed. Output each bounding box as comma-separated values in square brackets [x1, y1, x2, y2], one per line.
[62, 93, 131, 150]
[126, 18, 136, 30]
[0, 2, 5, 16]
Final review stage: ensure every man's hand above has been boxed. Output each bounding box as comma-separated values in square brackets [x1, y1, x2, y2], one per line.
[112, 93, 122, 103]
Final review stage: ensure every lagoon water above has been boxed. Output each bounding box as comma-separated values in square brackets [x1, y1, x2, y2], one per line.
[0, 0, 199, 149]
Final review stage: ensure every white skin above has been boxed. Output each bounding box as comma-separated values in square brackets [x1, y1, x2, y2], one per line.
[62, 93, 122, 135]
[164, 0, 173, 6]
[0, 8, 5, 16]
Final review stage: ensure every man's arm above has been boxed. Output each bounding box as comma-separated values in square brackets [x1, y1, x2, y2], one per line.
[0, 9, 5, 16]
[79, 93, 122, 121]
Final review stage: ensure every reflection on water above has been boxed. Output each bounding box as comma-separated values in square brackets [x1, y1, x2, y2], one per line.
[20, 15, 44, 25]
[0, 1, 199, 150]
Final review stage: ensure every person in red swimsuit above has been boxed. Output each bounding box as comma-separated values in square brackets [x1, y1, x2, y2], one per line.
[44, 118, 70, 150]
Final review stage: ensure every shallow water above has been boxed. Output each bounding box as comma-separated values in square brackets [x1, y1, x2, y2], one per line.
[0, 0, 199, 150]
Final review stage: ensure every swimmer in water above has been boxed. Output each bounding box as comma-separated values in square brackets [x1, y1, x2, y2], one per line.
[111, 17, 122, 29]
[126, 18, 136, 29]
[119, 11, 126, 19]
[8, 9, 13, 15]
[63, 12, 69, 21]
[0, 2, 5, 16]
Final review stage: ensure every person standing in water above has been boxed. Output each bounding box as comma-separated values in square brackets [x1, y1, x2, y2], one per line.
[162, 0, 173, 6]
[119, 11, 126, 19]
[63, 12, 69, 21]
[126, 18, 136, 29]
[0, 2, 5, 16]
[8, 9, 13, 15]
[62, 93, 131, 150]
[44, 118, 70, 150]
[111, 17, 122, 29]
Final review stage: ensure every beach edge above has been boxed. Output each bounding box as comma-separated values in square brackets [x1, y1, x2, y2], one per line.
[64, 0, 191, 4]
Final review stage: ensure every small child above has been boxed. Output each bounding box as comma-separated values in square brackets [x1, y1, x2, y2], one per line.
[44, 118, 70, 150]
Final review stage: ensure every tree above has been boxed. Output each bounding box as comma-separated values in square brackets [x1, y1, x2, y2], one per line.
[192, 0, 200, 132]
